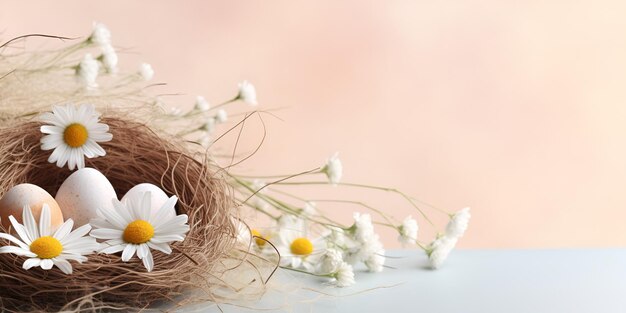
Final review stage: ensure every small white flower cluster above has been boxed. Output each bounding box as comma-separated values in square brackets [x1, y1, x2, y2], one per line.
[398, 216, 418, 246]
[426, 207, 471, 269]
[342, 212, 386, 272]
[322, 152, 342, 185]
[77, 23, 154, 89]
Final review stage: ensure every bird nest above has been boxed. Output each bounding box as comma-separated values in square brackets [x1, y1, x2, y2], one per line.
[0, 117, 245, 312]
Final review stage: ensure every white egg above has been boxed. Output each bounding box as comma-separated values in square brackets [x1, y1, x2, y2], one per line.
[0, 183, 65, 231]
[121, 183, 176, 219]
[55, 168, 117, 227]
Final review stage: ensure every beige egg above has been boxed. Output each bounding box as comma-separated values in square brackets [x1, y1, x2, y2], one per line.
[55, 168, 118, 227]
[0, 183, 64, 231]
[121, 183, 177, 219]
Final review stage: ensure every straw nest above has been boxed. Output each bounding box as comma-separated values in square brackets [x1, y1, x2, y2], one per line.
[0, 117, 238, 312]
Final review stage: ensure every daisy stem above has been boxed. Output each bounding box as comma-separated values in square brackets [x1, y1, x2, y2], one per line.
[274, 181, 441, 227]
[305, 199, 398, 230]
[280, 266, 329, 278]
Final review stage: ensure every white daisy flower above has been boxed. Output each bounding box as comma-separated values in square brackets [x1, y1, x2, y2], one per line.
[398, 216, 418, 245]
[88, 22, 111, 46]
[90, 191, 190, 272]
[446, 207, 471, 239]
[0, 204, 99, 274]
[195, 96, 210, 111]
[40, 104, 113, 170]
[76, 53, 100, 89]
[215, 109, 228, 123]
[275, 218, 324, 271]
[139, 63, 154, 81]
[99, 44, 118, 74]
[427, 235, 458, 269]
[322, 152, 342, 185]
[331, 262, 355, 287]
[237, 80, 258, 106]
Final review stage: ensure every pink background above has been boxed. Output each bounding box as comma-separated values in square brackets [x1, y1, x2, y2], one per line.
[3, 1, 626, 249]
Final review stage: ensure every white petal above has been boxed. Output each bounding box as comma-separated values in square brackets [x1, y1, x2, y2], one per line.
[53, 219, 74, 241]
[90, 228, 123, 240]
[75, 149, 85, 169]
[39, 204, 51, 237]
[53, 258, 73, 274]
[150, 234, 185, 244]
[40, 259, 53, 270]
[100, 244, 125, 254]
[154, 223, 189, 236]
[39, 112, 64, 126]
[147, 241, 172, 254]
[22, 258, 41, 270]
[67, 148, 77, 170]
[142, 249, 154, 272]
[98, 204, 127, 229]
[62, 224, 92, 244]
[0, 246, 36, 257]
[56, 145, 74, 169]
[40, 125, 64, 135]
[52, 105, 71, 124]
[9, 216, 32, 245]
[84, 140, 105, 157]
[121, 244, 136, 262]
[53, 145, 70, 168]
[90, 132, 113, 142]
[41, 134, 63, 150]
[0, 232, 29, 250]
[22, 205, 39, 240]
[151, 196, 178, 227]
[137, 243, 149, 258]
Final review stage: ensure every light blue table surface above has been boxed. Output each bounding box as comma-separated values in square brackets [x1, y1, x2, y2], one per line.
[187, 249, 626, 313]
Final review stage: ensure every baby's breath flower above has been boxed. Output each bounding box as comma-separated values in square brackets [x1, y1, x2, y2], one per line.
[318, 248, 343, 274]
[322, 152, 342, 185]
[195, 96, 210, 111]
[446, 207, 471, 239]
[237, 80, 258, 105]
[139, 63, 154, 81]
[364, 249, 385, 272]
[215, 109, 228, 123]
[427, 235, 458, 269]
[88, 22, 111, 46]
[302, 201, 317, 217]
[332, 262, 355, 287]
[99, 44, 118, 74]
[203, 117, 216, 133]
[169, 107, 183, 116]
[398, 216, 418, 245]
[76, 54, 100, 89]
[352, 212, 374, 242]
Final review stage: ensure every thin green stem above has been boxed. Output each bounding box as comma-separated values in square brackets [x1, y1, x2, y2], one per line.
[273, 181, 440, 227]
[280, 266, 330, 278]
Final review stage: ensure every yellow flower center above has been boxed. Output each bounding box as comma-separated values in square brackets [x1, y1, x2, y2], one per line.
[30, 236, 63, 259]
[251, 229, 268, 247]
[290, 237, 313, 255]
[63, 123, 89, 147]
[123, 220, 154, 244]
